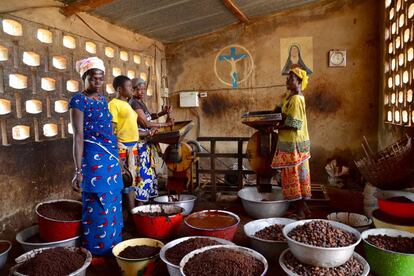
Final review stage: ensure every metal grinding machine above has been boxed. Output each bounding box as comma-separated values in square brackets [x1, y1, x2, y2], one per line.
[148, 121, 197, 194]
[242, 111, 283, 193]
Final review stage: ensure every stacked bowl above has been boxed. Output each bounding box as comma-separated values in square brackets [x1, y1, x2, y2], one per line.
[279, 219, 370, 276]
[372, 191, 414, 233]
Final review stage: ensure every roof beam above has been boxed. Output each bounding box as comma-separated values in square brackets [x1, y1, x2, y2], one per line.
[222, 0, 249, 24]
[60, 0, 113, 17]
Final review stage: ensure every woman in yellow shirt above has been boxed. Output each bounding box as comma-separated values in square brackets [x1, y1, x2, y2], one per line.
[108, 75, 140, 210]
[272, 67, 311, 218]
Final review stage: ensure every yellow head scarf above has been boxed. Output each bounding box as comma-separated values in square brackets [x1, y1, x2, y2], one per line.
[290, 67, 309, 91]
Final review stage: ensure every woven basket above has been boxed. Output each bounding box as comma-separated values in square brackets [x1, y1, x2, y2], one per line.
[355, 135, 414, 190]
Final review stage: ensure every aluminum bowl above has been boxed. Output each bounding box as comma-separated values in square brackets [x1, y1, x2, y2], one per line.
[153, 194, 197, 216]
[279, 249, 370, 276]
[244, 218, 296, 261]
[282, 219, 361, 267]
[361, 228, 414, 276]
[179, 245, 268, 276]
[327, 212, 372, 233]
[16, 225, 81, 252]
[238, 186, 296, 219]
[0, 240, 11, 270]
[160, 236, 234, 276]
[10, 247, 92, 276]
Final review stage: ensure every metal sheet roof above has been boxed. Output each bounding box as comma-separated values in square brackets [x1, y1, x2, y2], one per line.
[64, 0, 322, 43]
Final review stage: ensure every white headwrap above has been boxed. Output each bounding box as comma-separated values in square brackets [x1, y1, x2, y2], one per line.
[75, 57, 105, 78]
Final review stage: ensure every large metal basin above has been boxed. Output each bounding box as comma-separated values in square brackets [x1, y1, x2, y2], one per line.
[179, 245, 268, 276]
[16, 225, 81, 253]
[160, 236, 234, 276]
[244, 217, 296, 261]
[282, 219, 361, 268]
[238, 186, 296, 219]
[279, 249, 370, 276]
[10, 247, 92, 276]
[153, 194, 197, 216]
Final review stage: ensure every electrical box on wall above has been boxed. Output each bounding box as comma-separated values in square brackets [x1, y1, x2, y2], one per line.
[180, 91, 199, 107]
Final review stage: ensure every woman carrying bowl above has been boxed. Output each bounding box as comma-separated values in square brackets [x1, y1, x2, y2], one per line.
[272, 66, 312, 219]
[70, 57, 123, 257]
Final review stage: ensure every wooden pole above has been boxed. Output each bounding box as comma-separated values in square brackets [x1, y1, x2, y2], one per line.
[222, 0, 249, 24]
[60, 0, 113, 17]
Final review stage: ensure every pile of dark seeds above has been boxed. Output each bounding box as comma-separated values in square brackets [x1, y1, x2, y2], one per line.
[283, 251, 364, 276]
[288, 221, 357, 247]
[118, 245, 160, 259]
[366, 234, 414, 254]
[254, 224, 285, 241]
[183, 248, 264, 276]
[165, 238, 221, 265]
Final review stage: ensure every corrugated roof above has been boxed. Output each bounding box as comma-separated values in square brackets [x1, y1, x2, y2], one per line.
[62, 0, 321, 43]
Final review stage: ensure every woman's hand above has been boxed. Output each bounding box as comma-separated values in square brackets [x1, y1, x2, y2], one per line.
[162, 105, 172, 115]
[167, 117, 175, 126]
[71, 173, 82, 193]
[149, 128, 158, 137]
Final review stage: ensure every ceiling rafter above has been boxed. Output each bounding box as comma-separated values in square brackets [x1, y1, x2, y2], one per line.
[60, 0, 113, 17]
[222, 0, 249, 24]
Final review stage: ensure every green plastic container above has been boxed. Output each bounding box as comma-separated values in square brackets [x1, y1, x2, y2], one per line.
[361, 228, 414, 276]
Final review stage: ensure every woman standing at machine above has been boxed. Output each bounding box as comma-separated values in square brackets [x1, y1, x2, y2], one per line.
[129, 77, 173, 202]
[70, 57, 123, 256]
[272, 66, 312, 218]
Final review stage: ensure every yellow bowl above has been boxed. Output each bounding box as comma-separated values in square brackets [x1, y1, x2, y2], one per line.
[372, 209, 414, 233]
[112, 238, 164, 276]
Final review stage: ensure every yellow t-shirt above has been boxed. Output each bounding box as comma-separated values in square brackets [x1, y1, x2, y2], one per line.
[108, 98, 139, 143]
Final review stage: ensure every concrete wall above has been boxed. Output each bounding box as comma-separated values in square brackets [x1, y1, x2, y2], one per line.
[0, 1, 164, 240]
[166, 0, 380, 182]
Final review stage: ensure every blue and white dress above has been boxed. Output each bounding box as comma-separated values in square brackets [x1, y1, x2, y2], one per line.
[70, 93, 123, 256]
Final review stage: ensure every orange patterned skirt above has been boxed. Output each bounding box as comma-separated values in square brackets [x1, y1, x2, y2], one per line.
[272, 143, 311, 200]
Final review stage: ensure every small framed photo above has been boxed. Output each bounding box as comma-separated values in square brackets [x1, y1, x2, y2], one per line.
[329, 50, 346, 67]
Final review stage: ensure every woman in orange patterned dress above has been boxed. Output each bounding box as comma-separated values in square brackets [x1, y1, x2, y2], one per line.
[272, 67, 311, 218]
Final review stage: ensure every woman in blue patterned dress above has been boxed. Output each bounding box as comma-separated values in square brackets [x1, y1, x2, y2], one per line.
[70, 57, 123, 256]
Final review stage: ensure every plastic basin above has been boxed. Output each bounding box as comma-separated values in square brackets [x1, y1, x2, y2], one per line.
[361, 228, 414, 276]
[131, 205, 184, 239]
[184, 210, 240, 241]
[112, 238, 164, 276]
[35, 199, 82, 242]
